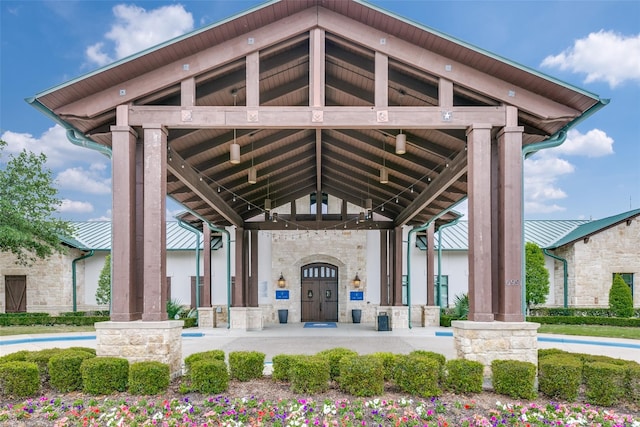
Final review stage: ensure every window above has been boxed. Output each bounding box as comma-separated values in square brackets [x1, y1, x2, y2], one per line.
[614, 273, 634, 297]
[435, 275, 449, 307]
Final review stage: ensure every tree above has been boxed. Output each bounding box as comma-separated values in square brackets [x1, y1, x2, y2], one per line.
[525, 242, 549, 312]
[609, 274, 633, 317]
[0, 140, 71, 265]
[96, 254, 111, 306]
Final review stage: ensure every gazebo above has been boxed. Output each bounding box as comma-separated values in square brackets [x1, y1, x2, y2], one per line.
[29, 0, 606, 377]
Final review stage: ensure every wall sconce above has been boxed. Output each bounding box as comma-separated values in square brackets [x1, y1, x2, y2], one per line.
[277, 273, 286, 288]
[353, 273, 361, 288]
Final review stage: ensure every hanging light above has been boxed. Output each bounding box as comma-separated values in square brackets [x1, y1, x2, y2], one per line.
[396, 131, 406, 155]
[248, 166, 257, 184]
[230, 89, 240, 164]
[265, 198, 271, 211]
[365, 198, 372, 211]
[277, 273, 286, 288]
[272, 212, 278, 223]
[380, 167, 389, 184]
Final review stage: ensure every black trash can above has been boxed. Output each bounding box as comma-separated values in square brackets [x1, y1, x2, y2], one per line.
[377, 312, 390, 331]
[278, 309, 288, 324]
[351, 309, 362, 324]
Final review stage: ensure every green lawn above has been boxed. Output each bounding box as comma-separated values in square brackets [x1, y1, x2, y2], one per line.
[537, 324, 640, 340]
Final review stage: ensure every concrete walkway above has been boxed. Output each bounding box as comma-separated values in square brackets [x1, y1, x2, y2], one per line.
[2, 322, 639, 365]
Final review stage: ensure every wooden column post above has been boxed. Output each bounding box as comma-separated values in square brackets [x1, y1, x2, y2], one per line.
[496, 107, 525, 321]
[249, 230, 259, 307]
[233, 227, 245, 307]
[110, 109, 141, 321]
[426, 222, 436, 306]
[141, 124, 168, 321]
[466, 124, 494, 322]
[202, 224, 212, 307]
[379, 230, 389, 306]
[392, 226, 404, 306]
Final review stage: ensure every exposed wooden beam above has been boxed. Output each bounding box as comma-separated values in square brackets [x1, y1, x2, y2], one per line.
[128, 105, 507, 129]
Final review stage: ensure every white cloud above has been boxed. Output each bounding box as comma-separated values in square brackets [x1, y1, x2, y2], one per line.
[1, 125, 108, 169]
[86, 4, 194, 66]
[541, 30, 640, 88]
[59, 199, 94, 214]
[549, 129, 614, 158]
[55, 167, 111, 194]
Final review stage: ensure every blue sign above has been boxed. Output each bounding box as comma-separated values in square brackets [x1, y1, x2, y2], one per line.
[350, 291, 364, 301]
[275, 290, 290, 300]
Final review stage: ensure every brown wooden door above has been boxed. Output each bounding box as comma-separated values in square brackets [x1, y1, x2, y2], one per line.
[5, 275, 27, 313]
[301, 263, 338, 322]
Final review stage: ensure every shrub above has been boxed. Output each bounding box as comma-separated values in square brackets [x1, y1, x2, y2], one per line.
[48, 350, 95, 392]
[184, 350, 225, 376]
[537, 348, 569, 361]
[0, 350, 29, 364]
[272, 354, 304, 382]
[410, 350, 446, 382]
[128, 361, 170, 395]
[337, 355, 384, 397]
[491, 359, 537, 400]
[584, 362, 626, 406]
[69, 347, 97, 356]
[81, 357, 128, 395]
[444, 359, 483, 394]
[369, 352, 397, 381]
[25, 348, 65, 381]
[0, 361, 40, 398]
[626, 363, 640, 404]
[190, 360, 229, 394]
[609, 274, 634, 317]
[290, 355, 330, 394]
[538, 354, 582, 401]
[228, 351, 265, 381]
[316, 347, 358, 381]
[393, 354, 441, 397]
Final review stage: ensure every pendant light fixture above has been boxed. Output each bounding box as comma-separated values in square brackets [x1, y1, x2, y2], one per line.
[264, 178, 271, 211]
[395, 130, 406, 155]
[248, 139, 257, 184]
[230, 89, 240, 164]
[380, 137, 389, 184]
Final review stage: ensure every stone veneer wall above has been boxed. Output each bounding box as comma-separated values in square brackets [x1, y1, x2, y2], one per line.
[95, 320, 184, 378]
[0, 248, 92, 314]
[552, 218, 640, 308]
[270, 229, 368, 323]
[452, 321, 539, 377]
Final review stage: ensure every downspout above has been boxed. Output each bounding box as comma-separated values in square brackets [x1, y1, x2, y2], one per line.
[204, 222, 232, 329]
[437, 216, 461, 307]
[543, 248, 568, 309]
[26, 98, 113, 158]
[406, 196, 467, 329]
[520, 99, 609, 315]
[177, 220, 202, 318]
[72, 250, 95, 312]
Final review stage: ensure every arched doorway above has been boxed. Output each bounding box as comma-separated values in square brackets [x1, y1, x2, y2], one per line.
[301, 263, 338, 322]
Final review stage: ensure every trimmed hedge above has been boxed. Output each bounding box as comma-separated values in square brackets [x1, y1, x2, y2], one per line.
[317, 348, 358, 381]
[0, 361, 40, 398]
[190, 360, 229, 394]
[584, 361, 626, 406]
[48, 350, 95, 392]
[538, 354, 582, 401]
[128, 361, 170, 395]
[272, 354, 304, 382]
[0, 314, 110, 326]
[290, 356, 330, 394]
[228, 351, 265, 381]
[337, 355, 384, 397]
[491, 360, 537, 400]
[184, 350, 225, 376]
[444, 359, 483, 394]
[529, 307, 640, 317]
[393, 354, 441, 397]
[369, 352, 397, 381]
[81, 357, 129, 395]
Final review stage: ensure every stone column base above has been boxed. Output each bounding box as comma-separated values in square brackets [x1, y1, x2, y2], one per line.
[95, 320, 184, 378]
[229, 307, 263, 330]
[197, 307, 215, 328]
[422, 306, 441, 327]
[452, 321, 540, 377]
[391, 306, 409, 329]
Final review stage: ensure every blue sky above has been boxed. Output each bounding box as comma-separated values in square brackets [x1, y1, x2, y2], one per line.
[1, 0, 639, 222]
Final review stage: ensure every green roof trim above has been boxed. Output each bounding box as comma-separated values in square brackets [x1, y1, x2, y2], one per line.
[546, 209, 640, 249]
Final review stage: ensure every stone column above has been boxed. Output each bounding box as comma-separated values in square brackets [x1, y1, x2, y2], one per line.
[142, 124, 168, 321]
[466, 124, 494, 322]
